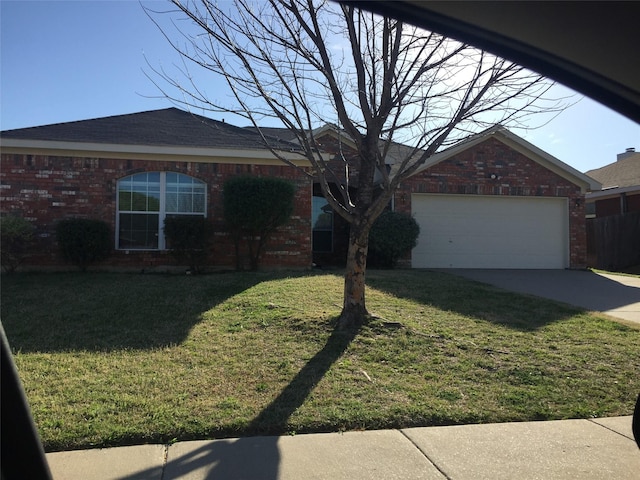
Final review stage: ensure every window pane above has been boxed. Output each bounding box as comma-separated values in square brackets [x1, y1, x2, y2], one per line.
[165, 173, 206, 213]
[118, 173, 160, 212]
[166, 193, 179, 213]
[118, 191, 132, 211]
[131, 192, 148, 211]
[178, 193, 192, 212]
[147, 172, 160, 183]
[312, 196, 333, 252]
[193, 194, 205, 212]
[312, 196, 333, 231]
[119, 177, 132, 189]
[119, 213, 159, 249]
[165, 172, 177, 185]
[148, 192, 160, 212]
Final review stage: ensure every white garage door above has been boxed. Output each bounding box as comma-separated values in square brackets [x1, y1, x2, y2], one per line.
[411, 194, 568, 269]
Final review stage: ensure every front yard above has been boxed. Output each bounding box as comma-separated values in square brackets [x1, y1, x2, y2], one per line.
[2, 270, 638, 451]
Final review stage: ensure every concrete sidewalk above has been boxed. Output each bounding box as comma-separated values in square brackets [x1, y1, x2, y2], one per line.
[446, 269, 640, 325]
[46, 417, 639, 480]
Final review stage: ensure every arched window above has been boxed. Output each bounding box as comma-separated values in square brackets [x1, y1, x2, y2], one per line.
[117, 172, 206, 250]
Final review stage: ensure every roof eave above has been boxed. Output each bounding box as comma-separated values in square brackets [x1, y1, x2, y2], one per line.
[0, 138, 310, 166]
[586, 184, 640, 200]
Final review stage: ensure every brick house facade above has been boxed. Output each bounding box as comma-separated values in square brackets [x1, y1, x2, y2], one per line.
[394, 136, 590, 269]
[1, 109, 599, 271]
[308, 127, 597, 269]
[0, 153, 312, 271]
[1, 109, 312, 271]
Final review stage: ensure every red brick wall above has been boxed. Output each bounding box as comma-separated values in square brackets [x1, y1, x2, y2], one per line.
[0, 153, 312, 270]
[595, 197, 623, 217]
[628, 193, 640, 214]
[2, 135, 589, 271]
[394, 138, 587, 268]
[595, 193, 640, 217]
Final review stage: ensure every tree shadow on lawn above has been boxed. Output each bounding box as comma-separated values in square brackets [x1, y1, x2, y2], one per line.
[366, 269, 586, 331]
[118, 322, 360, 480]
[0, 272, 269, 353]
[246, 323, 360, 435]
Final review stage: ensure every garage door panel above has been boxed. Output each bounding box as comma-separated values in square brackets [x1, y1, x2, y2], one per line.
[411, 194, 568, 269]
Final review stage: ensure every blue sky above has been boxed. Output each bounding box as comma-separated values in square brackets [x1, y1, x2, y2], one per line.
[2, 0, 638, 173]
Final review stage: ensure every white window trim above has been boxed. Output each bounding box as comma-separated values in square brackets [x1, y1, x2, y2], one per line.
[116, 171, 207, 251]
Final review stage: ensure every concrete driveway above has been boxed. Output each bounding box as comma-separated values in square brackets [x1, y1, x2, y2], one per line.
[447, 269, 640, 325]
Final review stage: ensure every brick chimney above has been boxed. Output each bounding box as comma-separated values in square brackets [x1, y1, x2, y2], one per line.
[617, 147, 637, 161]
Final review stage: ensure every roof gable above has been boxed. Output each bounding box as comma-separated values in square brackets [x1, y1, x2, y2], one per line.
[245, 124, 360, 152]
[249, 124, 419, 165]
[410, 126, 601, 192]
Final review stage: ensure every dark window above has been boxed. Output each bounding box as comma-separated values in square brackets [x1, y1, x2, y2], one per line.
[312, 195, 333, 252]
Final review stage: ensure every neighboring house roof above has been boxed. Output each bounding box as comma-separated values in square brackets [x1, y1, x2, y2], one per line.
[585, 153, 640, 189]
[409, 125, 602, 193]
[1, 108, 306, 164]
[585, 151, 640, 201]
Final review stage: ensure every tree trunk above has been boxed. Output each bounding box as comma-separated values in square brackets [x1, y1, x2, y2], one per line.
[338, 224, 370, 329]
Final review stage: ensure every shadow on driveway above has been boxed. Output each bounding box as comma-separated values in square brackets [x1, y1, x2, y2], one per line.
[446, 269, 640, 324]
[367, 269, 583, 331]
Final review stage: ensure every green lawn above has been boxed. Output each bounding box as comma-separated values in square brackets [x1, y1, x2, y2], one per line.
[2, 270, 638, 452]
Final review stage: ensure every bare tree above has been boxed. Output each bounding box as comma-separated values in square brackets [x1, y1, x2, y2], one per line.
[145, 0, 566, 329]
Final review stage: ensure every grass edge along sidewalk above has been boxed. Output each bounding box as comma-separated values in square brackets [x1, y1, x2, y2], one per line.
[2, 270, 638, 451]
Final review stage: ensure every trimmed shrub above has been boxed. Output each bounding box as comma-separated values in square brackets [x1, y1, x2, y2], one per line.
[223, 176, 295, 270]
[368, 211, 420, 268]
[55, 218, 111, 272]
[0, 215, 35, 273]
[163, 216, 213, 274]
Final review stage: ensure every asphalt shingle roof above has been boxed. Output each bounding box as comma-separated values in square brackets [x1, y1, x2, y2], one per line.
[0, 108, 298, 151]
[586, 153, 640, 188]
[244, 126, 299, 143]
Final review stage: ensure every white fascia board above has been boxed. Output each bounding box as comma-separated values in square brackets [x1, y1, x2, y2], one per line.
[0, 138, 311, 166]
[586, 185, 640, 200]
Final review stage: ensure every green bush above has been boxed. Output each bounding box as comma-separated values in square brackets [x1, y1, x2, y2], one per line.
[223, 176, 295, 270]
[0, 215, 35, 273]
[368, 211, 420, 268]
[55, 218, 111, 272]
[163, 216, 213, 274]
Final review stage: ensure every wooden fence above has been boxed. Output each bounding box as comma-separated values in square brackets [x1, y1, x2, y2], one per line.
[586, 212, 640, 271]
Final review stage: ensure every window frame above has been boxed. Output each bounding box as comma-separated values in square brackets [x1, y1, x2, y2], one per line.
[116, 171, 207, 251]
[312, 194, 333, 253]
